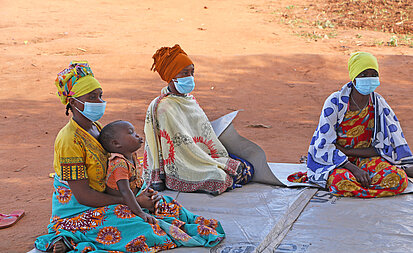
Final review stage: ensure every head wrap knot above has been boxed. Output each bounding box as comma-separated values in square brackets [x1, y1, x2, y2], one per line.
[55, 61, 102, 105]
[151, 44, 194, 83]
[348, 52, 379, 81]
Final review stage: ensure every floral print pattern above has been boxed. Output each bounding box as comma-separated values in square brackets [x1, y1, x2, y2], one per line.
[96, 227, 121, 245]
[151, 223, 166, 236]
[114, 205, 136, 219]
[52, 207, 106, 233]
[56, 186, 72, 204]
[125, 235, 150, 252]
[170, 225, 191, 242]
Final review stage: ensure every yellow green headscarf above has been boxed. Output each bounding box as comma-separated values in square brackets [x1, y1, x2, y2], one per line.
[348, 52, 379, 81]
[55, 61, 102, 105]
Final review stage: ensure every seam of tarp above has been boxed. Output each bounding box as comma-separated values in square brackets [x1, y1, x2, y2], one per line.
[255, 187, 318, 253]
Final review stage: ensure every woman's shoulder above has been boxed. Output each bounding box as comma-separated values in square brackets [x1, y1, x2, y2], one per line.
[323, 82, 352, 104]
[151, 94, 176, 110]
[321, 91, 341, 107]
[373, 91, 384, 100]
[55, 120, 77, 144]
[53, 120, 87, 157]
[372, 92, 391, 109]
[326, 90, 341, 100]
[148, 94, 169, 107]
[55, 119, 91, 149]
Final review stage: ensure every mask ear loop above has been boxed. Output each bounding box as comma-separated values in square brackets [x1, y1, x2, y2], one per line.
[172, 78, 184, 95]
[72, 97, 85, 105]
[70, 97, 86, 115]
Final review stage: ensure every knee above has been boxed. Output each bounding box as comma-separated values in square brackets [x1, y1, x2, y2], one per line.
[380, 168, 407, 189]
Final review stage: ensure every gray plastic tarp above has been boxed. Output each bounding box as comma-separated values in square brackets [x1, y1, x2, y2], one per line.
[169, 184, 316, 253]
[273, 190, 413, 253]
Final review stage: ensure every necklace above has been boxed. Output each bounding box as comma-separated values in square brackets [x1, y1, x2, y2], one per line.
[350, 94, 368, 111]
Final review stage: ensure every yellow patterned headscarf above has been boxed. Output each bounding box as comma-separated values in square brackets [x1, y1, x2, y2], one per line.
[348, 52, 379, 81]
[55, 61, 102, 105]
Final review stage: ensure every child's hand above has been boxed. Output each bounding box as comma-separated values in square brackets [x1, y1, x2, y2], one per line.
[137, 188, 162, 213]
[137, 211, 157, 224]
[116, 179, 158, 219]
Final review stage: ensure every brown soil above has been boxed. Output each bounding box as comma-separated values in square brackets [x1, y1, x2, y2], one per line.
[0, 0, 412, 252]
[266, 0, 412, 47]
[284, 0, 413, 34]
[321, 0, 412, 34]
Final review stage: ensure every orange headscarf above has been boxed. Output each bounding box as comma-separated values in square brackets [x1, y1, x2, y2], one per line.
[151, 44, 193, 83]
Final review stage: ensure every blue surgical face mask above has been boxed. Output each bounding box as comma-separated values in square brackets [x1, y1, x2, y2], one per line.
[173, 76, 195, 94]
[354, 77, 380, 95]
[73, 97, 106, 122]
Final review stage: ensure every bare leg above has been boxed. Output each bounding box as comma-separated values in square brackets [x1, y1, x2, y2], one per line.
[218, 123, 283, 186]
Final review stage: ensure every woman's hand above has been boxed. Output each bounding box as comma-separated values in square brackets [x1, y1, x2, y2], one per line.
[145, 188, 163, 208]
[343, 162, 371, 188]
[136, 188, 162, 213]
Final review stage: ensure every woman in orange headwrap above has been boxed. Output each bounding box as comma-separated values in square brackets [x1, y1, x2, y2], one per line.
[144, 45, 256, 195]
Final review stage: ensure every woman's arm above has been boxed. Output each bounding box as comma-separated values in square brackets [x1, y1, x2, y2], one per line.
[335, 144, 375, 188]
[342, 161, 371, 188]
[335, 144, 379, 158]
[117, 180, 157, 224]
[67, 179, 124, 207]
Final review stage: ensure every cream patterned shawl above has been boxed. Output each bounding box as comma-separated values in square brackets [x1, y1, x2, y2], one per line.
[143, 87, 241, 195]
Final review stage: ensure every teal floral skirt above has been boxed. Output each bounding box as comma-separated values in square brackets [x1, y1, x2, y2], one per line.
[35, 177, 225, 252]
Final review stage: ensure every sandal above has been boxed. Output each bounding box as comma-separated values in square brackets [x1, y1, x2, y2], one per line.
[0, 210, 25, 229]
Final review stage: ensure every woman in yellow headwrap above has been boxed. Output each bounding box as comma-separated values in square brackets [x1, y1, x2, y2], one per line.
[36, 61, 225, 253]
[301, 52, 413, 198]
[54, 61, 109, 191]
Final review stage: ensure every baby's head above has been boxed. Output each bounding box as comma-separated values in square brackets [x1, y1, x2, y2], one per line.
[99, 120, 143, 154]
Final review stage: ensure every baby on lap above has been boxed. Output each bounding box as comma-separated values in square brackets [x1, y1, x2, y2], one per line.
[98, 120, 161, 224]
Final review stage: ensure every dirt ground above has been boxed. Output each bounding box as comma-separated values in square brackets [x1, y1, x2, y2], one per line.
[0, 0, 412, 252]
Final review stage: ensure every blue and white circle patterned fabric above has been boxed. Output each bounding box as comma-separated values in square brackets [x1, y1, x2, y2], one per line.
[307, 82, 413, 188]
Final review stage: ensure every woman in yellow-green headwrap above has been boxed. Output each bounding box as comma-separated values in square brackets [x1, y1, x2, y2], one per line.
[54, 61, 108, 190]
[35, 61, 225, 253]
[302, 52, 413, 198]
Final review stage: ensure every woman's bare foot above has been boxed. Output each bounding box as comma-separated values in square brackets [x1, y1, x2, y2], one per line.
[405, 165, 413, 178]
[53, 240, 69, 253]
